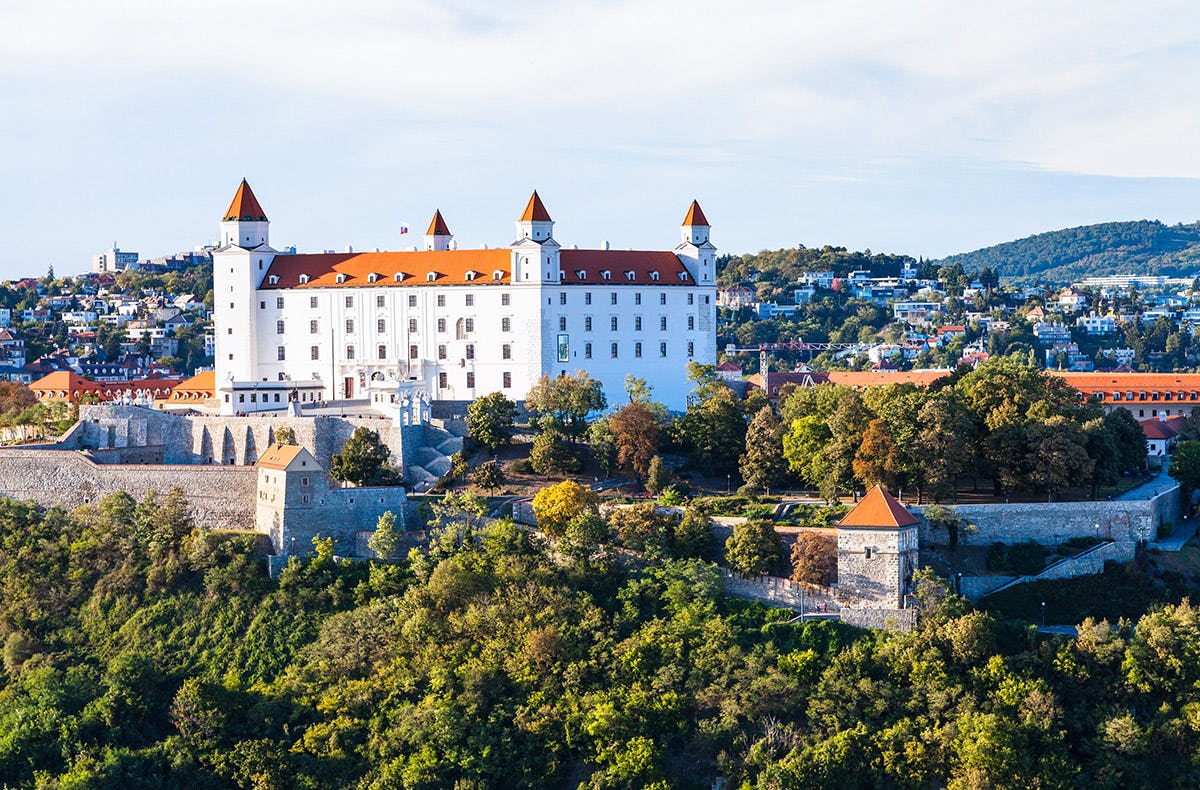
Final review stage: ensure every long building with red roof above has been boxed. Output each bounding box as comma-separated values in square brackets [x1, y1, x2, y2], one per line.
[212, 182, 717, 413]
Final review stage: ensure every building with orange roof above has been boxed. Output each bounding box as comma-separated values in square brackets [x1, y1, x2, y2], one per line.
[837, 486, 920, 609]
[211, 181, 717, 413]
[162, 370, 217, 410]
[31, 371, 183, 405]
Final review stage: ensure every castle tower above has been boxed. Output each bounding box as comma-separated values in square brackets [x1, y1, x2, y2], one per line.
[675, 200, 715, 284]
[424, 210, 452, 251]
[220, 179, 269, 248]
[213, 179, 278, 407]
[511, 190, 560, 283]
[836, 486, 920, 609]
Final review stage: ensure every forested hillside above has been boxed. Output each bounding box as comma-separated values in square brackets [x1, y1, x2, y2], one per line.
[935, 220, 1200, 284]
[3, 491, 1200, 787]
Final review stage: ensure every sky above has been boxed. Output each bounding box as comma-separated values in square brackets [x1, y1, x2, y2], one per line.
[2, 0, 1199, 278]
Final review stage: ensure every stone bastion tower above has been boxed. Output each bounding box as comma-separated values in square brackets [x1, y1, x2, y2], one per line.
[837, 486, 920, 609]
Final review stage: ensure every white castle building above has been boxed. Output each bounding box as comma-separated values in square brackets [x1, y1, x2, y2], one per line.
[212, 181, 717, 413]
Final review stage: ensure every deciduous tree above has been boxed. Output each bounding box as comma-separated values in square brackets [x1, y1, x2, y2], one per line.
[609, 402, 660, 479]
[740, 407, 788, 494]
[531, 480, 598, 538]
[790, 532, 836, 587]
[725, 519, 780, 577]
[467, 392, 519, 453]
[524, 371, 606, 439]
[331, 427, 397, 487]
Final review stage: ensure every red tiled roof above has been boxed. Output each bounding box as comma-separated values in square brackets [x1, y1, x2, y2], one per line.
[840, 486, 920, 528]
[261, 249, 513, 289]
[716, 361, 742, 371]
[426, 210, 451, 236]
[559, 249, 691, 285]
[1140, 417, 1185, 440]
[520, 191, 552, 222]
[223, 179, 267, 222]
[826, 370, 952, 389]
[682, 200, 709, 226]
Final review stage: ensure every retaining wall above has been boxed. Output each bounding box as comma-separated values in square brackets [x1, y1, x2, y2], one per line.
[0, 450, 257, 530]
[720, 569, 838, 612]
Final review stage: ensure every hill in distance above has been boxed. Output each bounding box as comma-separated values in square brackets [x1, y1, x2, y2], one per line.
[935, 219, 1200, 285]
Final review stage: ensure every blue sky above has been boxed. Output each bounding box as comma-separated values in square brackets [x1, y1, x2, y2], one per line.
[2, 0, 1199, 278]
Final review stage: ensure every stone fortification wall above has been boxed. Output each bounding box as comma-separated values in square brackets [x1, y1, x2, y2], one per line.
[65, 405, 413, 470]
[0, 450, 256, 530]
[840, 608, 917, 632]
[916, 487, 1181, 548]
[720, 569, 838, 612]
[258, 483, 412, 557]
[960, 540, 1130, 601]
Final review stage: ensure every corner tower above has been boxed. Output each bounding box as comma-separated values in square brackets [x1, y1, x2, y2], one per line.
[511, 191, 560, 283]
[220, 179, 270, 248]
[675, 200, 715, 284]
[424, 210, 452, 251]
[836, 486, 920, 610]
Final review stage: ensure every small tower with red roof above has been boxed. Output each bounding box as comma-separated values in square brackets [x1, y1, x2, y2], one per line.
[424, 210, 452, 252]
[220, 178, 270, 249]
[675, 199, 715, 285]
[511, 190, 560, 284]
[836, 485, 920, 609]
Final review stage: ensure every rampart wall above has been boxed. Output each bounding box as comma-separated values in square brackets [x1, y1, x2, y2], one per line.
[0, 450, 256, 530]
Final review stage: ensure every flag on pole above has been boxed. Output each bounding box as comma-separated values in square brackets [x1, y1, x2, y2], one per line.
[399, 222, 409, 235]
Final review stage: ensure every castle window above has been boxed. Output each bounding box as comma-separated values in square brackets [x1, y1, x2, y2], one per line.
[346, 319, 355, 334]
[687, 341, 694, 357]
[559, 316, 567, 331]
[660, 293, 666, 305]
[635, 293, 641, 305]
[585, 342, 592, 359]
[336, 273, 348, 284]
[649, 271, 659, 281]
[864, 548, 874, 559]
[501, 293, 510, 306]
[311, 346, 319, 360]
[439, 372, 447, 388]
[427, 272, 438, 282]
[377, 295, 385, 308]
[624, 271, 635, 281]
[660, 316, 667, 331]
[408, 294, 417, 307]
[610, 316, 618, 331]
[502, 344, 512, 360]
[660, 342, 667, 357]
[503, 372, 511, 388]
[688, 316, 695, 331]
[277, 346, 285, 361]
[269, 275, 279, 285]
[493, 270, 504, 281]
[501, 317, 511, 332]
[611, 343, 618, 358]
[635, 316, 642, 331]
[466, 294, 474, 306]
[601, 270, 611, 280]
[466, 344, 474, 360]
[378, 344, 386, 360]
[585, 316, 592, 331]
[367, 273, 380, 283]
[310, 319, 319, 334]
[585, 292, 592, 305]
[437, 295, 445, 307]
[465, 271, 476, 282]
[438, 345, 447, 360]
[395, 273, 407, 283]
[688, 293, 695, 305]
[577, 271, 587, 280]
[299, 274, 310, 284]
[704, 295, 710, 304]
[610, 292, 617, 305]
[678, 272, 689, 281]
[437, 318, 446, 333]
[409, 318, 418, 333]
[377, 318, 385, 333]
[346, 345, 355, 359]
[345, 296, 354, 308]
[409, 345, 418, 359]
[311, 296, 318, 308]
[465, 318, 474, 333]
[559, 292, 567, 305]
[635, 342, 642, 358]
[276, 320, 285, 334]
[466, 372, 475, 388]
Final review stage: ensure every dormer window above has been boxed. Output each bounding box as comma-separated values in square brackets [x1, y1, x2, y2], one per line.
[394, 272, 406, 282]
[298, 274, 310, 284]
[649, 271, 659, 281]
[335, 273, 348, 284]
[624, 271, 635, 281]
[268, 275, 280, 285]
[678, 271, 690, 281]
[464, 271, 477, 282]
[426, 272, 438, 282]
[367, 272, 380, 283]
[492, 270, 504, 281]
[601, 270, 612, 281]
[576, 270, 587, 280]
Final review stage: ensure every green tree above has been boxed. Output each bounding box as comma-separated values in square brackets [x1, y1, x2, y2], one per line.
[587, 417, 618, 476]
[1025, 416, 1094, 501]
[674, 508, 713, 560]
[724, 519, 780, 576]
[610, 502, 674, 555]
[367, 511, 402, 561]
[531, 480, 598, 538]
[914, 393, 975, 501]
[645, 455, 671, 495]
[524, 371, 606, 439]
[783, 415, 833, 493]
[740, 407, 788, 494]
[852, 418, 900, 491]
[273, 426, 297, 446]
[1169, 440, 1200, 494]
[330, 427, 396, 486]
[467, 391, 519, 453]
[677, 388, 746, 476]
[530, 429, 581, 474]
[471, 460, 504, 493]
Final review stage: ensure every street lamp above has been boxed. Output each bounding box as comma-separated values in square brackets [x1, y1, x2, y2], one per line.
[1041, 601, 1046, 629]
[956, 572, 962, 596]
[726, 473, 731, 494]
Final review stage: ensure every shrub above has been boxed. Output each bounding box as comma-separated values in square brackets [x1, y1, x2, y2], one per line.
[986, 541, 1047, 575]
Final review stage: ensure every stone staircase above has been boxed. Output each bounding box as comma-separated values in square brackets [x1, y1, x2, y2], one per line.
[404, 419, 467, 491]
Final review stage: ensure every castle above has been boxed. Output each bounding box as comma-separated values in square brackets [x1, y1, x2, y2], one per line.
[213, 181, 718, 413]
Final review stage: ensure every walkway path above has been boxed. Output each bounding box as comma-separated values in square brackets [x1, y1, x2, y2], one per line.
[1114, 468, 1175, 501]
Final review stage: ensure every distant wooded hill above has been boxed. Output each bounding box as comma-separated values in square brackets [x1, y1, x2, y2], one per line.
[935, 220, 1200, 284]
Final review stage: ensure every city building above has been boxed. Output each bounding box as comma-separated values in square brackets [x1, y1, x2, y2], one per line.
[92, 245, 140, 274]
[212, 181, 717, 413]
